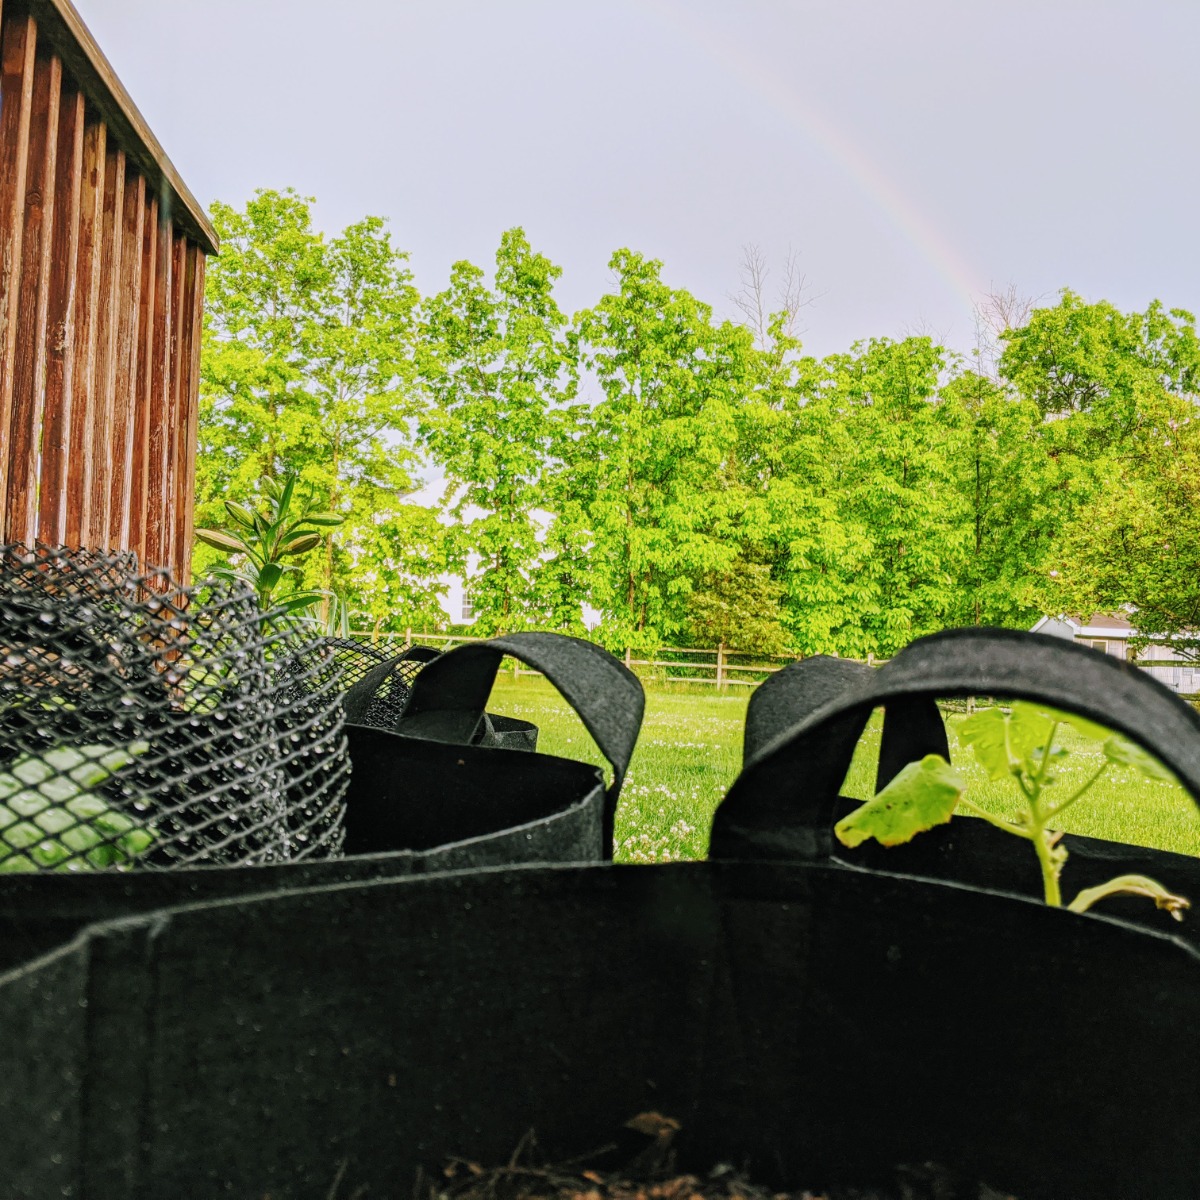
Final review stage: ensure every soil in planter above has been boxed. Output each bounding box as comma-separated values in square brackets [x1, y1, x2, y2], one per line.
[401, 1114, 1020, 1200]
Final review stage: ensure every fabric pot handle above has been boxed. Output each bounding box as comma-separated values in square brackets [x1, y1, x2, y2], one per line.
[341, 644, 441, 724]
[743, 655, 949, 796]
[710, 627, 1200, 863]
[395, 633, 644, 855]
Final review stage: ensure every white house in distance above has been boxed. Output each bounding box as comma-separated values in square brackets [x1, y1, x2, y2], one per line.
[1032, 613, 1200, 695]
[409, 477, 600, 630]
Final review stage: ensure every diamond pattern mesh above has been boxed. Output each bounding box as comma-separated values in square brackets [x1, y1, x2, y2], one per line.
[0, 544, 351, 871]
[306, 637, 432, 729]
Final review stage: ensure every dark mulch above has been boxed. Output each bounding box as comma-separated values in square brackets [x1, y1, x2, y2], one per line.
[408, 1114, 1018, 1200]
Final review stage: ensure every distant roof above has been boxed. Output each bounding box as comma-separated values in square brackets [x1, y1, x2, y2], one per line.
[25, 0, 218, 254]
[1032, 613, 1136, 637]
[1084, 614, 1134, 632]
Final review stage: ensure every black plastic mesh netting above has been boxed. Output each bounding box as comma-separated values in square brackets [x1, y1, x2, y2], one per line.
[285, 637, 432, 730]
[0, 544, 351, 872]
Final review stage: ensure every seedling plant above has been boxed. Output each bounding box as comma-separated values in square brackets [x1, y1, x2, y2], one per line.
[195, 472, 343, 614]
[835, 702, 1190, 920]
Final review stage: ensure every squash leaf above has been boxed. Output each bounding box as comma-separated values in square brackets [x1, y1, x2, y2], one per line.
[835, 754, 964, 849]
[959, 708, 1014, 780]
[1104, 734, 1175, 782]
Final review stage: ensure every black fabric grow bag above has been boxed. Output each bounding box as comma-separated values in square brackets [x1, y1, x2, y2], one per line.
[342, 639, 540, 751]
[5, 865, 1200, 1198]
[287, 636, 438, 730]
[734, 628, 1200, 941]
[338, 631, 641, 857]
[6, 627, 1200, 1198]
[0, 632, 643, 972]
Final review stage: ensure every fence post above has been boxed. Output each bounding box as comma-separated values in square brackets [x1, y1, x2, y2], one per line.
[867, 651, 874, 667]
[405, 626, 412, 647]
[624, 648, 631, 670]
[716, 642, 725, 690]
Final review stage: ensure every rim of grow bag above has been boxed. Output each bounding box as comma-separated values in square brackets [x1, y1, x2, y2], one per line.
[711, 627, 1200, 862]
[345, 632, 645, 857]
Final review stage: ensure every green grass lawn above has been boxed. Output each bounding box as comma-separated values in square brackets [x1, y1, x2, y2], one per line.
[487, 677, 1200, 863]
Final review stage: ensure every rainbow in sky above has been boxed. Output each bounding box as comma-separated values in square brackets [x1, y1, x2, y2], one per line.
[644, 0, 989, 325]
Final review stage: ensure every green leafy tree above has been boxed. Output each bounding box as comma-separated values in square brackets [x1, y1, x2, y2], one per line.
[416, 229, 575, 634]
[762, 336, 964, 657]
[937, 367, 1066, 628]
[1001, 293, 1200, 642]
[1000, 291, 1200, 429]
[568, 250, 753, 651]
[342, 498, 453, 635]
[197, 189, 426, 622]
[1055, 412, 1200, 659]
[686, 559, 789, 655]
[998, 291, 1200, 511]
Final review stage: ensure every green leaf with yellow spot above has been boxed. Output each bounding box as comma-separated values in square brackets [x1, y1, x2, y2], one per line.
[834, 754, 965, 849]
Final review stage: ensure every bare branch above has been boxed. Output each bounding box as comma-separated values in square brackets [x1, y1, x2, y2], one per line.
[730, 244, 815, 349]
[731, 243, 771, 348]
[777, 246, 814, 339]
[971, 284, 1038, 378]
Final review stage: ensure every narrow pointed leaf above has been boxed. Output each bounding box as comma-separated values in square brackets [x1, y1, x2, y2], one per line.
[278, 592, 324, 613]
[1069, 873, 1190, 921]
[194, 529, 247, 555]
[278, 473, 297, 516]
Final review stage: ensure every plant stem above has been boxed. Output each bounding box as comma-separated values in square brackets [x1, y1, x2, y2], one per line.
[1031, 823, 1063, 907]
[1046, 761, 1110, 820]
[957, 796, 1033, 838]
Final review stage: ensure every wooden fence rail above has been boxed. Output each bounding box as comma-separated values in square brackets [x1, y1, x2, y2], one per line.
[0, 0, 216, 582]
[351, 630, 1200, 701]
[351, 629, 846, 689]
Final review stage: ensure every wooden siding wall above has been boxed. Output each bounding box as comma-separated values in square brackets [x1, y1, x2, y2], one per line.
[0, 5, 206, 583]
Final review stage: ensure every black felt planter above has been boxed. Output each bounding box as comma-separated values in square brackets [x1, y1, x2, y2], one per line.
[7, 630, 1200, 1199]
[0, 633, 642, 972]
[735, 628, 1200, 943]
[5, 858, 1200, 1200]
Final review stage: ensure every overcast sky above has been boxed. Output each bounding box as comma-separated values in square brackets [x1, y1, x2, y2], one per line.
[78, 0, 1200, 359]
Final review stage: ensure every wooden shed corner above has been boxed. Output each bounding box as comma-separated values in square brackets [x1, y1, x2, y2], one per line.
[0, 0, 217, 584]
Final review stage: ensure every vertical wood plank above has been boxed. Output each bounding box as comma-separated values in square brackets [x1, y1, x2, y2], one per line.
[143, 203, 171, 572]
[107, 171, 143, 552]
[163, 230, 186, 576]
[4, 52, 60, 543]
[0, 13, 36, 536]
[175, 243, 202, 583]
[36, 85, 83, 546]
[127, 191, 156, 564]
[64, 119, 104, 545]
[86, 145, 123, 549]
